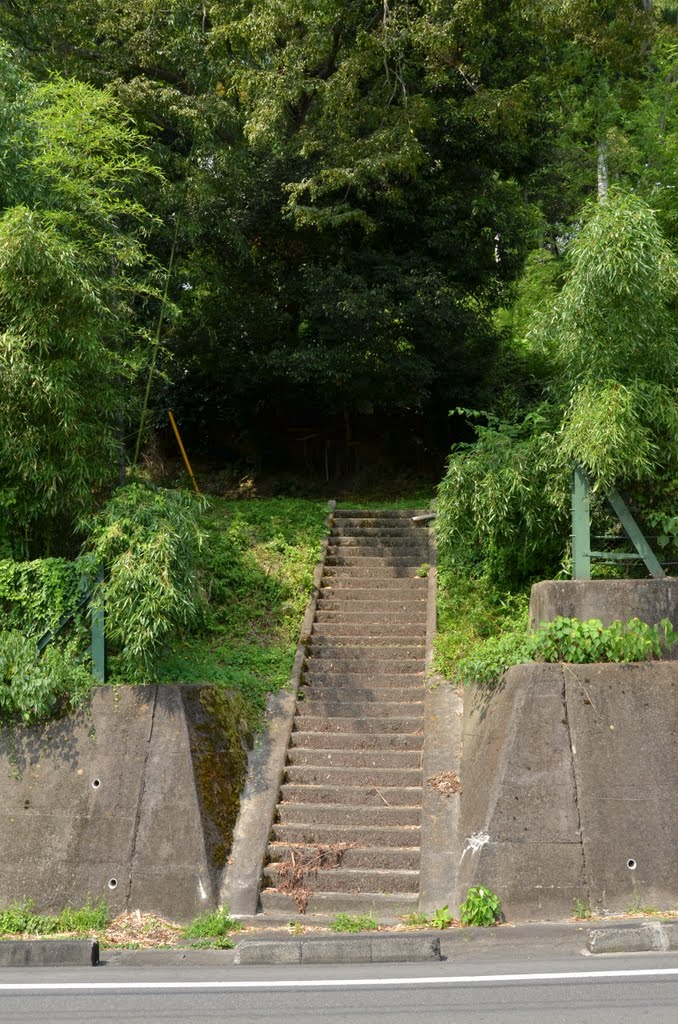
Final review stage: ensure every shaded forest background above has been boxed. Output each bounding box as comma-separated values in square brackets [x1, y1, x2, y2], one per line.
[1, 0, 678, 554]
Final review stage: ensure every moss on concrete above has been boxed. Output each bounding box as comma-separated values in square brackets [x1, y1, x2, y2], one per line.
[184, 686, 254, 874]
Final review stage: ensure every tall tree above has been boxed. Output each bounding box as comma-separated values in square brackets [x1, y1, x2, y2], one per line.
[0, 48, 159, 554]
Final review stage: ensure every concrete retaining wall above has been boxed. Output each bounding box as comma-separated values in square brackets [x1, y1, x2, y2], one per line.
[0, 685, 251, 922]
[459, 662, 678, 920]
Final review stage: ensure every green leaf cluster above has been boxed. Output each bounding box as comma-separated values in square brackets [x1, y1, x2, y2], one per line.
[459, 886, 501, 928]
[0, 629, 91, 723]
[0, 558, 85, 636]
[455, 616, 678, 689]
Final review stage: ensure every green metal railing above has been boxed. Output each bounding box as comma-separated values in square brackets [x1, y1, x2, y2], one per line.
[36, 564, 105, 682]
[571, 465, 666, 580]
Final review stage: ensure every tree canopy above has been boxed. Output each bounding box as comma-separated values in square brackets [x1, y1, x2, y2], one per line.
[0, 1, 676, 555]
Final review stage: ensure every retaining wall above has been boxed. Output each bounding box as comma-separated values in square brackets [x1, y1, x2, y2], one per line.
[458, 662, 678, 919]
[0, 685, 251, 922]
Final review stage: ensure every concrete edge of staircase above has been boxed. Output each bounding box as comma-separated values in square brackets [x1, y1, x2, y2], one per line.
[418, 521, 465, 914]
[220, 500, 337, 917]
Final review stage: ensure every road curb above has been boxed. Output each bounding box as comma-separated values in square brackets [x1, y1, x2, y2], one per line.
[234, 934, 441, 965]
[0, 940, 99, 968]
[588, 922, 678, 954]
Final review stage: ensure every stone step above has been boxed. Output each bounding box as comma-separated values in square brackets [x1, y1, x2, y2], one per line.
[271, 822, 420, 848]
[302, 686, 424, 703]
[292, 716, 423, 735]
[316, 597, 427, 611]
[323, 567, 427, 579]
[264, 865, 420, 895]
[305, 658, 424, 674]
[330, 528, 424, 536]
[280, 783, 422, 807]
[284, 765, 423, 788]
[286, 748, 423, 770]
[276, 802, 421, 827]
[325, 555, 427, 567]
[303, 672, 425, 688]
[296, 700, 423, 719]
[267, 843, 421, 872]
[312, 623, 426, 638]
[333, 510, 423, 519]
[321, 578, 427, 591]
[314, 610, 427, 624]
[308, 643, 425, 659]
[290, 731, 423, 751]
[328, 537, 429, 550]
[259, 890, 419, 916]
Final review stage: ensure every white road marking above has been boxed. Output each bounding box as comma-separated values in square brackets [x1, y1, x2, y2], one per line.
[1, 968, 678, 992]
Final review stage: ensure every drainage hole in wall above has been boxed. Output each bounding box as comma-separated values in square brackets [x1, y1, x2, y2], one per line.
[627, 859, 637, 870]
[92, 779, 100, 789]
[108, 878, 118, 890]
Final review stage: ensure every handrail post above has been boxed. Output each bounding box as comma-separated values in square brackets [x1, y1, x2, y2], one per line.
[91, 563, 106, 683]
[571, 464, 591, 580]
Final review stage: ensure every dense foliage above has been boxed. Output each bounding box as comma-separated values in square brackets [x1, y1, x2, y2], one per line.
[83, 483, 206, 679]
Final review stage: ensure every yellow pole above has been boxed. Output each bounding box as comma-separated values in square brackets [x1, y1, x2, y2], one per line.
[167, 410, 201, 494]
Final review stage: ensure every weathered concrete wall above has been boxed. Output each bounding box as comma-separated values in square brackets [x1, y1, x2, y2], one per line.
[530, 580, 677, 659]
[0, 685, 251, 922]
[459, 662, 678, 920]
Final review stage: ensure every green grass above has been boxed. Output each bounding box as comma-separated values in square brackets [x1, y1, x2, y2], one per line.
[0, 900, 109, 936]
[433, 566, 529, 681]
[329, 913, 379, 933]
[156, 498, 327, 723]
[180, 906, 242, 940]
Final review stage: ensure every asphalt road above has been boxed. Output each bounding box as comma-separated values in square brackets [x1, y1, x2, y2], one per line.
[1, 955, 678, 1023]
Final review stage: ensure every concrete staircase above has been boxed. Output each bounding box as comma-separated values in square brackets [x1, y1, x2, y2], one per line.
[260, 509, 431, 916]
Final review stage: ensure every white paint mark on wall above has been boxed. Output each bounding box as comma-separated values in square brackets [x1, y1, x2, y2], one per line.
[460, 830, 490, 862]
[198, 877, 207, 900]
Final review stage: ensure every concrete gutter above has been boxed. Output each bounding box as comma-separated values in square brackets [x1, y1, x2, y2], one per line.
[234, 934, 441, 965]
[220, 501, 336, 917]
[0, 940, 99, 967]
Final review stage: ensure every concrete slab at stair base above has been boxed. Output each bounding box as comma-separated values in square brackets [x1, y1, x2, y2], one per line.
[458, 662, 678, 920]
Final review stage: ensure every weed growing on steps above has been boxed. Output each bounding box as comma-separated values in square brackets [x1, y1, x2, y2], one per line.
[0, 899, 109, 936]
[329, 913, 378, 933]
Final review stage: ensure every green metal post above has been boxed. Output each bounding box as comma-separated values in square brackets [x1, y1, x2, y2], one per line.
[91, 564, 106, 683]
[571, 465, 591, 579]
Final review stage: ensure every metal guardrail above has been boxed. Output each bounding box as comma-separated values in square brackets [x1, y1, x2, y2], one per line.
[571, 465, 666, 580]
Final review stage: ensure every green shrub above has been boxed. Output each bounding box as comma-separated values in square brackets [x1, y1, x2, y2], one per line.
[455, 616, 678, 688]
[83, 483, 206, 679]
[180, 906, 242, 940]
[460, 886, 501, 927]
[0, 629, 91, 723]
[329, 913, 378, 933]
[0, 899, 108, 935]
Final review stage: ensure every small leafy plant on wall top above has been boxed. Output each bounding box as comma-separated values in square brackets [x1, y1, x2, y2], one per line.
[460, 886, 502, 927]
[455, 616, 678, 688]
